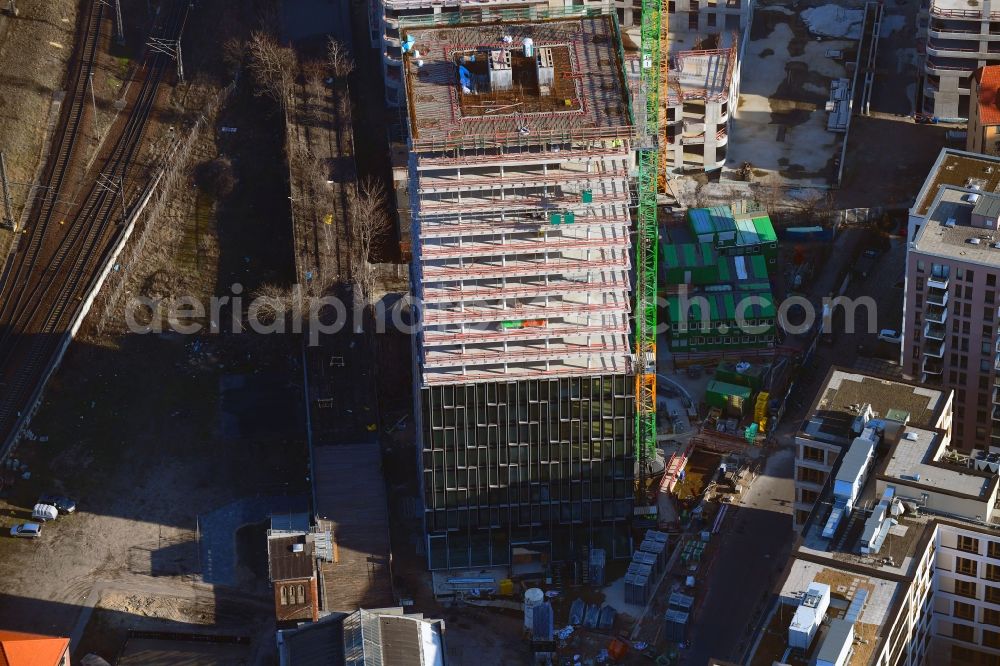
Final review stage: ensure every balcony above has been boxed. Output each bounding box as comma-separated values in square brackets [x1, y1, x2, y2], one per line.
[926, 304, 949, 324]
[928, 274, 950, 290]
[927, 288, 949, 307]
[924, 339, 946, 358]
[922, 357, 944, 375]
[921, 372, 944, 386]
[994, 405, 1000, 422]
[995, 388, 1000, 407]
[925, 322, 946, 340]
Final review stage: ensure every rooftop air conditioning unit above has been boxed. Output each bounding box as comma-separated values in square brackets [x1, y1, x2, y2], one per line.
[945, 218, 957, 228]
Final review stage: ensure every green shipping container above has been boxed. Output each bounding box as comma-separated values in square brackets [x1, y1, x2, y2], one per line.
[501, 321, 524, 329]
[705, 380, 752, 412]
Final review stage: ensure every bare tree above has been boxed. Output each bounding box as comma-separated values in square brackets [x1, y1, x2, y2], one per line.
[351, 176, 389, 311]
[221, 37, 246, 77]
[327, 38, 355, 79]
[246, 31, 295, 110]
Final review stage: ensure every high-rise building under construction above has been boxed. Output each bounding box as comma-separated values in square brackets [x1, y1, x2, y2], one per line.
[396, 10, 638, 570]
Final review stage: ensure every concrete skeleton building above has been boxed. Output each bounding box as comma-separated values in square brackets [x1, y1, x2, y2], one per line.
[663, 0, 752, 174]
[756, 368, 1000, 666]
[920, 0, 1000, 119]
[904, 149, 1000, 452]
[395, 10, 637, 570]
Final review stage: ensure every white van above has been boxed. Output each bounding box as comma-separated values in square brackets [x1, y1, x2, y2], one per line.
[31, 504, 58, 522]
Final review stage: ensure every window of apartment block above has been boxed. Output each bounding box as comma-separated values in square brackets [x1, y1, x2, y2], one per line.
[955, 534, 979, 554]
[802, 446, 824, 463]
[961, 338, 970, 353]
[986, 584, 1000, 603]
[989, 541, 1000, 559]
[797, 467, 823, 484]
[957, 556, 978, 576]
[969, 270, 976, 282]
[986, 630, 1000, 649]
[965, 285, 974, 300]
[668, 1, 675, 11]
[964, 321, 971, 335]
[955, 600, 976, 620]
[918, 260, 926, 273]
[688, 12, 697, 28]
[953, 622, 975, 642]
[988, 564, 1000, 582]
[957, 579, 978, 598]
[958, 268, 966, 280]
[954, 319, 961, 333]
[987, 608, 1000, 628]
[988, 307, 996, 323]
[989, 291, 996, 305]
[688, 0, 698, 8]
[801, 489, 818, 504]
[965, 302, 972, 317]
[932, 263, 949, 278]
[982, 375, 991, 390]
[951, 371, 959, 383]
[707, 13, 716, 26]
[990, 274, 997, 288]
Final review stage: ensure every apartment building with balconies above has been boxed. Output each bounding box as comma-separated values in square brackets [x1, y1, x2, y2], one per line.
[920, 0, 1000, 119]
[754, 369, 1000, 666]
[904, 156, 1000, 451]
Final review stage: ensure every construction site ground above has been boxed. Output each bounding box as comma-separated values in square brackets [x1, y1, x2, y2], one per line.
[0, 0, 308, 662]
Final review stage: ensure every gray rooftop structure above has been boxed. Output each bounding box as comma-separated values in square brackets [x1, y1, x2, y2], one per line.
[881, 426, 992, 499]
[913, 185, 1000, 268]
[815, 618, 854, 665]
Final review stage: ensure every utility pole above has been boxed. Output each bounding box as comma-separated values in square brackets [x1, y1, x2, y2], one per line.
[89, 71, 100, 140]
[113, 0, 124, 43]
[0, 152, 14, 230]
[147, 36, 184, 83]
[96, 173, 127, 222]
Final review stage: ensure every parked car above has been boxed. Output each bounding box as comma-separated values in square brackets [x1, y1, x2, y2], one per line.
[878, 329, 902, 344]
[38, 494, 76, 514]
[31, 504, 58, 522]
[9, 523, 41, 538]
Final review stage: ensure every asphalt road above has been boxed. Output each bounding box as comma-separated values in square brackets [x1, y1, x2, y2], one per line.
[684, 448, 795, 665]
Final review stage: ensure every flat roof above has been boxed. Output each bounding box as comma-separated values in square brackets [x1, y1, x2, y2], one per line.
[913, 148, 1000, 217]
[882, 426, 992, 499]
[912, 185, 1000, 268]
[772, 560, 896, 665]
[267, 533, 315, 582]
[801, 369, 946, 443]
[401, 14, 632, 148]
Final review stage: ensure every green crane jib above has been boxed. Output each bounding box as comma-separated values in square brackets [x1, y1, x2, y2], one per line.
[634, 0, 661, 499]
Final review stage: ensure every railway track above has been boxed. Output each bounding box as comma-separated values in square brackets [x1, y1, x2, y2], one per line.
[0, 0, 190, 456]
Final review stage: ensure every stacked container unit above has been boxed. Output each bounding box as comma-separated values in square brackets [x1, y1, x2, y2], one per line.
[624, 562, 653, 605]
[663, 591, 694, 642]
[632, 549, 659, 577]
[639, 537, 667, 572]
